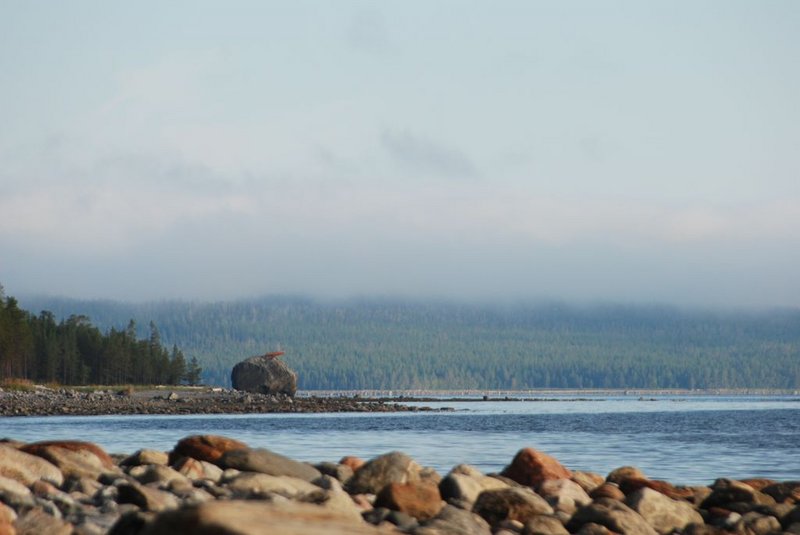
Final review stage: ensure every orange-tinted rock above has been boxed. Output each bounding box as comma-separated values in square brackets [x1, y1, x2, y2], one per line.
[20, 441, 114, 469]
[739, 479, 775, 492]
[500, 448, 572, 489]
[168, 435, 248, 465]
[606, 466, 646, 485]
[590, 483, 626, 501]
[375, 480, 443, 521]
[0, 503, 16, 524]
[340, 456, 366, 472]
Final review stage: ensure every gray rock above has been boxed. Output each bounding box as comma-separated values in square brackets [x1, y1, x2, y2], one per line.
[129, 464, 189, 487]
[626, 487, 704, 535]
[315, 462, 354, 483]
[440, 473, 484, 506]
[346, 451, 423, 495]
[116, 482, 179, 513]
[566, 497, 658, 535]
[414, 504, 492, 535]
[231, 354, 297, 396]
[219, 448, 321, 481]
[472, 487, 553, 527]
[538, 478, 591, 515]
[702, 478, 775, 508]
[223, 472, 319, 498]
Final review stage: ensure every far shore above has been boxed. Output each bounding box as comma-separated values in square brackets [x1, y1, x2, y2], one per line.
[1, 384, 797, 418]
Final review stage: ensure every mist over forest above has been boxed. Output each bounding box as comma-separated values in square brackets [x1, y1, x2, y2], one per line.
[16, 294, 800, 391]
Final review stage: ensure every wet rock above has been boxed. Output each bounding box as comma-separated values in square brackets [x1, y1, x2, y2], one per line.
[414, 504, 492, 535]
[522, 514, 569, 535]
[168, 435, 248, 465]
[626, 487, 704, 534]
[500, 448, 572, 489]
[375, 480, 444, 521]
[0, 445, 64, 487]
[231, 354, 298, 396]
[566, 497, 658, 535]
[219, 447, 321, 481]
[472, 487, 553, 527]
[347, 452, 424, 495]
[13, 507, 72, 535]
[139, 499, 393, 535]
[119, 450, 168, 468]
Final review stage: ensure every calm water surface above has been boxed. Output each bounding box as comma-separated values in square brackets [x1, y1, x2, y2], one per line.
[2, 395, 798, 485]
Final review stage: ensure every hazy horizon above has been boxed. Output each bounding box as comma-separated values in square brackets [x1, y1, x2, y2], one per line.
[2, 1, 799, 308]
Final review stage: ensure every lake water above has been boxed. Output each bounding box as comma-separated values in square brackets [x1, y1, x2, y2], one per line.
[2, 394, 798, 485]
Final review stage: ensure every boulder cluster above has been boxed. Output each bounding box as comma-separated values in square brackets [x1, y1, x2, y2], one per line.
[0, 437, 799, 535]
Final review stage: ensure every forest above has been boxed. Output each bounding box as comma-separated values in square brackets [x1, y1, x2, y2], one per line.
[16, 292, 800, 391]
[0, 286, 201, 386]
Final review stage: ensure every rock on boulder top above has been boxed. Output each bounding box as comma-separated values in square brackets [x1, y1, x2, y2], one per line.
[231, 354, 298, 397]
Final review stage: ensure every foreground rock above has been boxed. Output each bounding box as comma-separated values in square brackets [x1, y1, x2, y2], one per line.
[231, 354, 298, 396]
[0, 436, 798, 535]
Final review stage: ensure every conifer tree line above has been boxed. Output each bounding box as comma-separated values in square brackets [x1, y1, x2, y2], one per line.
[20, 293, 800, 391]
[0, 286, 201, 385]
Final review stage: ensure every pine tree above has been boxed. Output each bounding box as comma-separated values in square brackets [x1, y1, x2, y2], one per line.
[184, 356, 203, 385]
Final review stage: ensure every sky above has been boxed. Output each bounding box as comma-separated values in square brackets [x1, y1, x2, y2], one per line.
[1, 1, 799, 307]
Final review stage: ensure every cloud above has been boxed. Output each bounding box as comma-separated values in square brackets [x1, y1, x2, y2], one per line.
[380, 129, 479, 180]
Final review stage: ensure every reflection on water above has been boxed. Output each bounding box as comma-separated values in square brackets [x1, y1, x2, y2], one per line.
[2, 396, 798, 485]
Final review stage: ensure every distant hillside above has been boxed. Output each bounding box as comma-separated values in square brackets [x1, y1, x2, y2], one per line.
[17, 295, 800, 390]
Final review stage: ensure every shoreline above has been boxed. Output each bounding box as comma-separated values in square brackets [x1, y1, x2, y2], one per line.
[0, 387, 444, 418]
[1, 386, 798, 418]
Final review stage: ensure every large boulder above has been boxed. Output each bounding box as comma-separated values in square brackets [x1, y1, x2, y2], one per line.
[231, 354, 298, 396]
